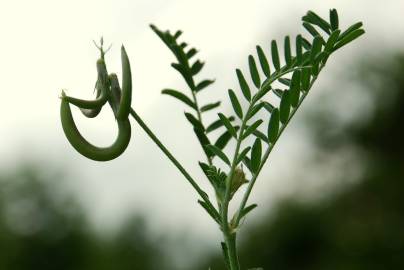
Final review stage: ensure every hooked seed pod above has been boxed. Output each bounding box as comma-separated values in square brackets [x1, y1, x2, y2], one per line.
[115, 46, 132, 120]
[59, 43, 133, 161]
[60, 93, 131, 161]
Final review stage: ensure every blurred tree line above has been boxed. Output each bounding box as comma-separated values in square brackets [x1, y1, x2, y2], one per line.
[1, 54, 403, 269]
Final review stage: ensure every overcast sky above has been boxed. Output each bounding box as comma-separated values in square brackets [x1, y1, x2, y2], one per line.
[1, 0, 404, 261]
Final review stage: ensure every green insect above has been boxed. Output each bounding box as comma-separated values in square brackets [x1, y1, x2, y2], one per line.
[62, 59, 110, 110]
[59, 41, 133, 161]
[79, 80, 105, 118]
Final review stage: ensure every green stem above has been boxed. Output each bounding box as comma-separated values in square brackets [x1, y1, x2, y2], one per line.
[224, 231, 240, 270]
[129, 108, 218, 216]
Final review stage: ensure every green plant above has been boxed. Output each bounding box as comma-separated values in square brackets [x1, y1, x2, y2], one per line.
[59, 9, 364, 269]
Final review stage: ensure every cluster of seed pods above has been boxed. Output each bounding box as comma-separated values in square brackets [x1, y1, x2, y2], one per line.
[60, 40, 132, 161]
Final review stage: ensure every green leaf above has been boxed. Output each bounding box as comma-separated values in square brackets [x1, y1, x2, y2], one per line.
[206, 116, 235, 133]
[330, 9, 339, 31]
[251, 138, 262, 173]
[273, 89, 284, 98]
[161, 89, 196, 110]
[214, 130, 233, 150]
[218, 113, 237, 138]
[333, 28, 365, 52]
[289, 70, 301, 107]
[247, 102, 265, 120]
[301, 67, 311, 91]
[253, 129, 269, 143]
[242, 119, 263, 140]
[284, 36, 292, 66]
[239, 204, 258, 219]
[171, 63, 195, 89]
[268, 108, 280, 143]
[296, 35, 303, 64]
[263, 102, 275, 113]
[186, 48, 198, 58]
[324, 30, 341, 52]
[198, 200, 220, 224]
[310, 36, 323, 62]
[174, 30, 183, 39]
[338, 22, 363, 41]
[228, 89, 243, 119]
[271, 40, 280, 71]
[193, 128, 212, 158]
[236, 69, 251, 102]
[256, 45, 270, 77]
[243, 156, 252, 172]
[248, 55, 261, 88]
[278, 78, 291, 86]
[302, 37, 312, 50]
[200, 101, 221, 112]
[303, 11, 331, 34]
[172, 45, 188, 65]
[191, 60, 204, 75]
[303, 22, 322, 40]
[184, 112, 204, 131]
[206, 144, 231, 165]
[237, 147, 251, 165]
[312, 63, 319, 77]
[279, 90, 291, 124]
[180, 42, 187, 49]
[196, 79, 215, 92]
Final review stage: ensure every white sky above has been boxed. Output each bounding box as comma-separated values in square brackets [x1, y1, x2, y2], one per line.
[1, 0, 404, 263]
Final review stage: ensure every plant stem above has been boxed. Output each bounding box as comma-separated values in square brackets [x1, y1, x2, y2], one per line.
[129, 108, 218, 216]
[224, 231, 240, 270]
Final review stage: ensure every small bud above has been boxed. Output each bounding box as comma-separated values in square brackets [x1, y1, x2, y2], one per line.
[230, 166, 248, 198]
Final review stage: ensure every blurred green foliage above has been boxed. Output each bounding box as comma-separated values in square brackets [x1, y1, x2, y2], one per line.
[1, 53, 403, 269]
[0, 167, 167, 270]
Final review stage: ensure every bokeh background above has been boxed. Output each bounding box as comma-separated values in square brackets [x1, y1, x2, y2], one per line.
[1, 0, 403, 269]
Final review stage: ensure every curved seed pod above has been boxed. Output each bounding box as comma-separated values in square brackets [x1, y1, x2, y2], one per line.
[80, 106, 102, 118]
[60, 96, 131, 161]
[115, 46, 132, 120]
[63, 59, 110, 109]
[80, 80, 103, 118]
[107, 73, 122, 117]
